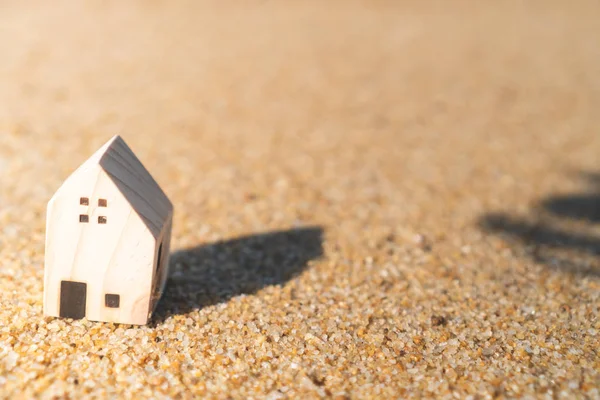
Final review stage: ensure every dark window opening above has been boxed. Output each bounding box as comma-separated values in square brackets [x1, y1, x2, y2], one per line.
[79, 214, 89, 223]
[156, 242, 163, 273]
[98, 199, 108, 207]
[105, 294, 120, 308]
[80, 197, 89, 205]
[98, 216, 107, 224]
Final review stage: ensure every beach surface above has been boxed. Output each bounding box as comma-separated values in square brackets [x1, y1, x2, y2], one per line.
[0, 1, 599, 398]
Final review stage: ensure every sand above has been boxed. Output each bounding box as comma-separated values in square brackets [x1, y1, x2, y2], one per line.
[0, 1, 599, 398]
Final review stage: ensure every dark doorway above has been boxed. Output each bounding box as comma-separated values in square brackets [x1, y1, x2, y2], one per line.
[59, 280, 87, 319]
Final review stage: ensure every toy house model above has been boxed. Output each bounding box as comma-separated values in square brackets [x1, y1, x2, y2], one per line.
[44, 135, 173, 325]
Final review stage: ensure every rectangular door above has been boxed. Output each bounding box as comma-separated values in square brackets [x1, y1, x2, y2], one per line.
[59, 280, 87, 319]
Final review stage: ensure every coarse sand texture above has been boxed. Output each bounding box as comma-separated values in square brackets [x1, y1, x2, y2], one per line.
[0, 1, 599, 398]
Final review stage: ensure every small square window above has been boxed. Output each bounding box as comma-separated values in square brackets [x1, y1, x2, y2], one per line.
[98, 216, 107, 224]
[98, 199, 107, 207]
[105, 294, 120, 308]
[79, 215, 89, 223]
[80, 197, 89, 205]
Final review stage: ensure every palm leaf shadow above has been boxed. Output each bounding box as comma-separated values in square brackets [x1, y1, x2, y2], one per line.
[478, 172, 600, 277]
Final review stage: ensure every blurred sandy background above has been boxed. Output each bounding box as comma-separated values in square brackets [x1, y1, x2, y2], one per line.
[0, 0, 599, 398]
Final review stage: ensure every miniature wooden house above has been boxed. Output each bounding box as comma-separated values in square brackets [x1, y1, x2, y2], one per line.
[44, 135, 173, 325]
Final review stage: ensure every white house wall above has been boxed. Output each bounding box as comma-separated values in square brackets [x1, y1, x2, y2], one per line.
[44, 166, 156, 325]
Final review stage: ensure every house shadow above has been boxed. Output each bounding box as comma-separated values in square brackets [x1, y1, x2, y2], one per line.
[152, 226, 324, 323]
[478, 172, 600, 277]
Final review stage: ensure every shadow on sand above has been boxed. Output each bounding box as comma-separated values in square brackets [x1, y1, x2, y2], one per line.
[478, 172, 600, 277]
[152, 226, 324, 323]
